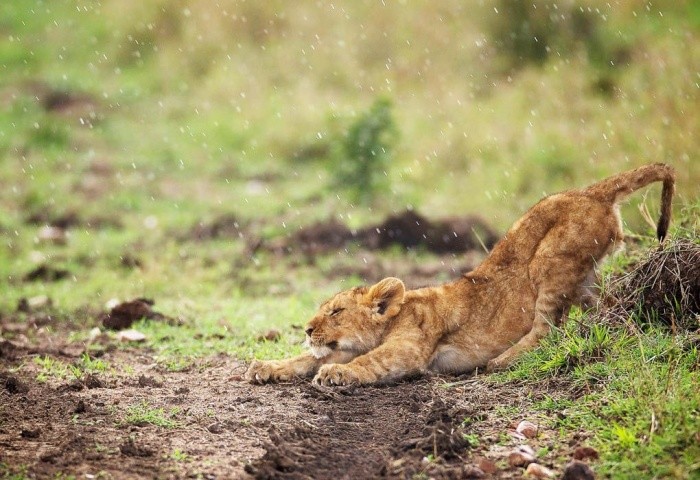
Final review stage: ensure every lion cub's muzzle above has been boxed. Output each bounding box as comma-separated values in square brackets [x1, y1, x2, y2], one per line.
[305, 327, 338, 358]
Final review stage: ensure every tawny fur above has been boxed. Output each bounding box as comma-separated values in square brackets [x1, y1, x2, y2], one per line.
[245, 163, 675, 386]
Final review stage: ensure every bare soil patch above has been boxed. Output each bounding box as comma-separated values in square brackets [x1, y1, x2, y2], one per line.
[1, 323, 592, 479]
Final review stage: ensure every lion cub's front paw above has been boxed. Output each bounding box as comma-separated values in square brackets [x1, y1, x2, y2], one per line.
[313, 364, 366, 386]
[245, 360, 293, 384]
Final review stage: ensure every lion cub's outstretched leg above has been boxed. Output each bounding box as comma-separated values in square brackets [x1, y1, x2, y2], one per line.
[245, 350, 355, 384]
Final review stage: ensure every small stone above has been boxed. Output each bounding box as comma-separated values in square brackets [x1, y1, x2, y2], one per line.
[509, 449, 535, 467]
[573, 446, 599, 461]
[17, 295, 52, 312]
[117, 329, 147, 342]
[207, 423, 224, 434]
[518, 445, 536, 456]
[516, 420, 538, 438]
[105, 298, 121, 310]
[476, 457, 498, 474]
[37, 225, 67, 244]
[525, 462, 555, 478]
[562, 460, 596, 480]
[257, 329, 281, 342]
[88, 327, 102, 342]
[29, 250, 46, 263]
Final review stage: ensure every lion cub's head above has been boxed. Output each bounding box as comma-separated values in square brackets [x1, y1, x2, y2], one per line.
[305, 277, 406, 359]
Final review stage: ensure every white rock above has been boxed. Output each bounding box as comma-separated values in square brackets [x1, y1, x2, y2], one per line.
[517, 445, 536, 456]
[105, 298, 121, 310]
[27, 295, 52, 309]
[29, 251, 47, 263]
[516, 420, 538, 438]
[117, 329, 147, 343]
[37, 225, 67, 244]
[88, 327, 102, 342]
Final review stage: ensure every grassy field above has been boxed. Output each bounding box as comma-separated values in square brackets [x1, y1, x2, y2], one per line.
[1, 1, 699, 478]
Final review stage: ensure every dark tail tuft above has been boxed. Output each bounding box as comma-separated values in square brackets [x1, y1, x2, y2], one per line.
[656, 175, 675, 242]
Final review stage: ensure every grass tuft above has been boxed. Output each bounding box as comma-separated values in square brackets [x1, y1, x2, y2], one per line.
[124, 401, 180, 429]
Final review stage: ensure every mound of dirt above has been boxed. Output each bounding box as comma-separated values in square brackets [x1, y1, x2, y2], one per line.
[602, 239, 700, 331]
[263, 210, 499, 257]
[25, 210, 122, 230]
[359, 210, 499, 254]
[186, 213, 247, 241]
[23, 264, 71, 282]
[23, 80, 101, 122]
[100, 298, 176, 330]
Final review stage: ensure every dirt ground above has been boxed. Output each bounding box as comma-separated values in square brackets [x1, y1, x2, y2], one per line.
[0, 332, 595, 479]
[0, 214, 603, 479]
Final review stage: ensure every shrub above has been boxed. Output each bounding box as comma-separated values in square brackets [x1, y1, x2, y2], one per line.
[334, 98, 398, 204]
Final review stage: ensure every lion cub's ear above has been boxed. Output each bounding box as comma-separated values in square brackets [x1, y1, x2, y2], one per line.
[366, 277, 405, 318]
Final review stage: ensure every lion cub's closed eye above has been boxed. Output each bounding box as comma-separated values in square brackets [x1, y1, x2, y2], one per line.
[245, 163, 675, 386]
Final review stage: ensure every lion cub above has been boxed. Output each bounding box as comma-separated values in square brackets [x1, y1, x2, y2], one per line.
[246, 163, 674, 386]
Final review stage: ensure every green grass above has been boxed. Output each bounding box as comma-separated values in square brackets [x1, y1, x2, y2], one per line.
[33, 354, 111, 383]
[497, 326, 699, 477]
[169, 449, 190, 462]
[0, 463, 29, 480]
[124, 401, 181, 428]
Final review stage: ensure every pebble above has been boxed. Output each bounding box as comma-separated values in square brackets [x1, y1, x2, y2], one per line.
[88, 327, 102, 342]
[516, 420, 538, 438]
[476, 457, 498, 474]
[37, 225, 67, 244]
[525, 462, 555, 478]
[117, 329, 147, 342]
[508, 446, 535, 467]
[207, 423, 224, 434]
[17, 295, 52, 312]
[573, 446, 599, 461]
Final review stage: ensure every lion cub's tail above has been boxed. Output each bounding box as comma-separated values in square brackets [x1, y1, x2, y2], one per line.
[584, 163, 675, 241]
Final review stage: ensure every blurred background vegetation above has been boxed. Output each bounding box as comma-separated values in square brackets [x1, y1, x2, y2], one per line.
[0, 0, 698, 313]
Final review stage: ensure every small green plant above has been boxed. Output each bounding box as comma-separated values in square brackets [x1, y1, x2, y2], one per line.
[0, 462, 29, 480]
[169, 449, 189, 462]
[462, 433, 480, 448]
[611, 424, 637, 449]
[34, 356, 77, 382]
[334, 97, 398, 204]
[125, 401, 180, 428]
[77, 353, 110, 374]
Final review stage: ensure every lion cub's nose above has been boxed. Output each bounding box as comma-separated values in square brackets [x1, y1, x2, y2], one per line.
[305, 327, 314, 336]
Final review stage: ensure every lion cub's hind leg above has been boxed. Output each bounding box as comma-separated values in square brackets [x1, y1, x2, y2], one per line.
[575, 269, 600, 312]
[486, 289, 570, 372]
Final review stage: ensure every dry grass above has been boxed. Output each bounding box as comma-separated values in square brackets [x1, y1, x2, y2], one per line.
[601, 239, 700, 332]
